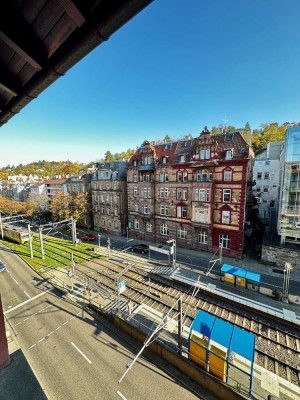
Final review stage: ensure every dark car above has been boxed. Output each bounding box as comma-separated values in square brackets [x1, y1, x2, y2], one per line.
[81, 234, 96, 241]
[0, 262, 6, 273]
[130, 244, 149, 254]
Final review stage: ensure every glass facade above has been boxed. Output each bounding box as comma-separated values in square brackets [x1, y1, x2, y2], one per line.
[278, 125, 300, 243]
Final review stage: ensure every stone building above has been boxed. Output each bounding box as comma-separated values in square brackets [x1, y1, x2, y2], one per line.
[91, 162, 128, 236]
[127, 128, 253, 259]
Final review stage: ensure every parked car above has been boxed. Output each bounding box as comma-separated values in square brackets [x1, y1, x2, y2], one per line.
[0, 262, 6, 273]
[81, 234, 96, 241]
[130, 243, 149, 254]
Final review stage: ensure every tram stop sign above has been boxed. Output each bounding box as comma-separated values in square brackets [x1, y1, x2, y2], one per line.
[119, 279, 126, 294]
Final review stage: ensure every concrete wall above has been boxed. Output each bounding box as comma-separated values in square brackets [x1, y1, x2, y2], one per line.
[261, 244, 300, 269]
[114, 317, 249, 400]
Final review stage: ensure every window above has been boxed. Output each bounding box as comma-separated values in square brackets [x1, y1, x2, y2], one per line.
[197, 188, 210, 202]
[134, 219, 139, 229]
[160, 188, 169, 198]
[160, 173, 168, 182]
[200, 149, 205, 159]
[146, 223, 152, 232]
[205, 149, 210, 159]
[263, 187, 269, 193]
[193, 208, 209, 223]
[179, 154, 185, 163]
[165, 144, 171, 150]
[114, 221, 118, 229]
[223, 189, 231, 202]
[177, 227, 187, 239]
[257, 172, 262, 180]
[264, 172, 269, 179]
[177, 171, 183, 182]
[143, 204, 150, 214]
[160, 205, 170, 216]
[133, 160, 137, 167]
[225, 150, 232, 160]
[222, 210, 230, 224]
[178, 170, 187, 182]
[133, 204, 138, 212]
[162, 156, 167, 164]
[114, 208, 118, 216]
[160, 223, 169, 236]
[198, 230, 208, 244]
[133, 187, 138, 197]
[219, 234, 230, 249]
[177, 205, 187, 218]
[133, 173, 138, 182]
[143, 188, 150, 198]
[177, 188, 188, 200]
[107, 207, 110, 215]
[224, 169, 232, 181]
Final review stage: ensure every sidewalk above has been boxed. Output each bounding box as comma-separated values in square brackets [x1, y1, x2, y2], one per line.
[86, 229, 300, 282]
[1, 320, 47, 400]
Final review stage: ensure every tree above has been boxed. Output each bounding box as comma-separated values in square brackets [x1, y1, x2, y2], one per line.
[24, 193, 48, 219]
[104, 151, 114, 162]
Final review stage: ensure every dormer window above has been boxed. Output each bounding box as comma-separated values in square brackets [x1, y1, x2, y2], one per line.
[179, 155, 185, 163]
[225, 149, 232, 160]
[162, 156, 167, 164]
[165, 143, 171, 150]
[200, 148, 211, 159]
[133, 160, 137, 167]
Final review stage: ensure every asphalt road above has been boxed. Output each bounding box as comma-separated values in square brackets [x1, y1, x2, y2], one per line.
[0, 244, 206, 400]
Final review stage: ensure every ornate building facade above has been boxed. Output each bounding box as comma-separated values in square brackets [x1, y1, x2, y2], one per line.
[127, 129, 253, 259]
[91, 162, 128, 236]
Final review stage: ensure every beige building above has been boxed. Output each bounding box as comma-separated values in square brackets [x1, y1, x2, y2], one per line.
[91, 162, 128, 236]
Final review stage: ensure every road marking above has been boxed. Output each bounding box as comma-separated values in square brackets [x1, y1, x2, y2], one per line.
[24, 291, 31, 299]
[55, 326, 61, 331]
[62, 321, 68, 326]
[12, 277, 19, 285]
[4, 288, 54, 315]
[38, 337, 45, 343]
[71, 342, 92, 364]
[15, 322, 22, 326]
[48, 331, 54, 336]
[28, 343, 36, 350]
[6, 267, 9, 273]
[117, 391, 127, 400]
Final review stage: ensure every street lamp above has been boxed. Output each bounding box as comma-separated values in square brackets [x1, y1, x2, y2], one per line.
[282, 262, 293, 303]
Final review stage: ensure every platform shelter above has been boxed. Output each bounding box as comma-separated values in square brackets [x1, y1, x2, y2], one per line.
[188, 310, 256, 398]
[221, 263, 261, 290]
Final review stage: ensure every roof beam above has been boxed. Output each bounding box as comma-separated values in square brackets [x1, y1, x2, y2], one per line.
[0, 5, 46, 70]
[0, 65, 19, 97]
[57, 0, 86, 27]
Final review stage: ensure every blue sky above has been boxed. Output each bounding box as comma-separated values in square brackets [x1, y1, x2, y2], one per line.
[1, 0, 300, 167]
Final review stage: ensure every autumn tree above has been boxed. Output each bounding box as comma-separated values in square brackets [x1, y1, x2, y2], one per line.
[24, 194, 48, 218]
[50, 191, 90, 224]
[0, 196, 25, 214]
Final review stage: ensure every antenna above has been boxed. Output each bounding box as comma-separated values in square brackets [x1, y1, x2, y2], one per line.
[222, 114, 228, 133]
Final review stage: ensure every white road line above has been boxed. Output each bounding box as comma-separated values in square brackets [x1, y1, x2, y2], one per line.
[48, 331, 54, 336]
[6, 267, 9, 273]
[12, 277, 19, 285]
[4, 288, 54, 315]
[117, 391, 127, 400]
[15, 322, 22, 327]
[24, 291, 31, 299]
[71, 342, 92, 364]
[28, 343, 36, 350]
[38, 337, 45, 343]
[62, 321, 68, 326]
[55, 326, 61, 331]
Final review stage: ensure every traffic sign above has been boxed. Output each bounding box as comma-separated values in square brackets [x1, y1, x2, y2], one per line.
[119, 279, 126, 293]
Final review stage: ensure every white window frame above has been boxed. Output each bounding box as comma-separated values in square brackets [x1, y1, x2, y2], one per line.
[146, 222, 152, 232]
[160, 223, 169, 236]
[224, 169, 232, 181]
[222, 210, 230, 224]
[198, 230, 208, 244]
[134, 219, 139, 230]
[219, 234, 230, 249]
[177, 227, 187, 239]
[133, 187, 138, 197]
[223, 189, 231, 203]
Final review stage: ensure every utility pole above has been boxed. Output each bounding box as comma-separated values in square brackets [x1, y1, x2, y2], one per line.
[282, 262, 292, 303]
[107, 238, 111, 258]
[177, 297, 182, 356]
[38, 227, 45, 260]
[0, 213, 3, 239]
[27, 224, 33, 258]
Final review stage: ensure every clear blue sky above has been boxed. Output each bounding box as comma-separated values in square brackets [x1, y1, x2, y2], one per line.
[1, 0, 300, 167]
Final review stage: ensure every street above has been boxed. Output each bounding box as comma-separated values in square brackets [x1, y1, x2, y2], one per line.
[0, 244, 204, 400]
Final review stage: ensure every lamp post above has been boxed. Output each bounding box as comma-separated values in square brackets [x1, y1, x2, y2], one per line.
[98, 234, 101, 249]
[166, 239, 176, 267]
[282, 262, 293, 303]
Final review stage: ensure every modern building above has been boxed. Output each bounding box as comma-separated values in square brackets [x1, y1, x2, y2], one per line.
[253, 141, 283, 220]
[278, 124, 300, 245]
[45, 178, 68, 208]
[127, 128, 253, 258]
[91, 162, 128, 236]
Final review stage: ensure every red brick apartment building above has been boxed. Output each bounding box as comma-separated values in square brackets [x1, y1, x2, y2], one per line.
[127, 128, 253, 259]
